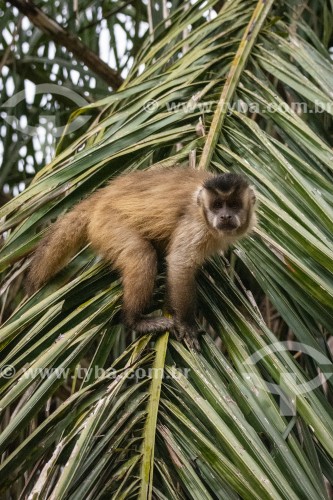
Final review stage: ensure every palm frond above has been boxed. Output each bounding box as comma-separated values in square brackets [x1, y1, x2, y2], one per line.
[1, 0, 333, 497]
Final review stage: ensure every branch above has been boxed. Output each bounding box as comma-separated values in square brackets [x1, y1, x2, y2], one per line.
[7, 0, 124, 89]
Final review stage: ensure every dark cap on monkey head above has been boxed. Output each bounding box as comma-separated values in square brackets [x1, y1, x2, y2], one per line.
[204, 173, 250, 193]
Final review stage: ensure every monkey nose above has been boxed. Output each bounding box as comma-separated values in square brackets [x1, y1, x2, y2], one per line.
[220, 214, 231, 221]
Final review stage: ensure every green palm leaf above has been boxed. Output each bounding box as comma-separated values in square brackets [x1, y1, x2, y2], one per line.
[1, 0, 333, 497]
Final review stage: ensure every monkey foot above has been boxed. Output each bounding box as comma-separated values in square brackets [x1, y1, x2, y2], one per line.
[131, 316, 175, 335]
[184, 333, 200, 351]
[130, 316, 203, 351]
[172, 324, 202, 351]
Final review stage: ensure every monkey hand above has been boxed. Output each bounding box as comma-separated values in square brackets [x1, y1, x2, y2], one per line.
[172, 322, 203, 351]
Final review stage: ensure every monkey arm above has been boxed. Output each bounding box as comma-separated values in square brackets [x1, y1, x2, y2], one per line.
[166, 261, 198, 326]
[165, 255, 202, 351]
[166, 217, 206, 330]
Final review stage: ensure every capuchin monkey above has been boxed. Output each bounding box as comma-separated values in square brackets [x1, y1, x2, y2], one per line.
[26, 167, 257, 349]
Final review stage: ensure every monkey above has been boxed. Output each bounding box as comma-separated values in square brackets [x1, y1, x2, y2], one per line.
[26, 167, 257, 349]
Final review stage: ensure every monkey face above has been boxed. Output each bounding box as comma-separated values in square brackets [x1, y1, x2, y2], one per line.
[209, 198, 244, 231]
[199, 173, 256, 233]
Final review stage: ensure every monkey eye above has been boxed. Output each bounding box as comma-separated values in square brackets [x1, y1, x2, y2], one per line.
[227, 202, 242, 210]
[212, 200, 224, 210]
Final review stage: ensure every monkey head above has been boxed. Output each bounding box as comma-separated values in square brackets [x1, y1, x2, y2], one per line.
[197, 173, 256, 233]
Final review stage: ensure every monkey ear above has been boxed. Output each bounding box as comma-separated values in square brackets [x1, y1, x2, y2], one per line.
[195, 187, 203, 205]
[249, 186, 257, 205]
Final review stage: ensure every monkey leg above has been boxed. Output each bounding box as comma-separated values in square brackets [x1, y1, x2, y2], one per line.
[121, 241, 174, 334]
[91, 224, 173, 334]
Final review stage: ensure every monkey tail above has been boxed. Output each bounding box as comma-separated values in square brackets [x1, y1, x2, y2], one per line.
[26, 201, 90, 294]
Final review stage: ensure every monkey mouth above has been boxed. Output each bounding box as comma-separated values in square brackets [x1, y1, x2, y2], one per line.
[216, 222, 239, 232]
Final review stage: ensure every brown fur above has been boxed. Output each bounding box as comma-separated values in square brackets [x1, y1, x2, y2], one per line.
[26, 167, 256, 347]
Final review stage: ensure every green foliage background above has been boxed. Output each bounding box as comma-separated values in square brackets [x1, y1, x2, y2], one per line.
[0, 0, 333, 498]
